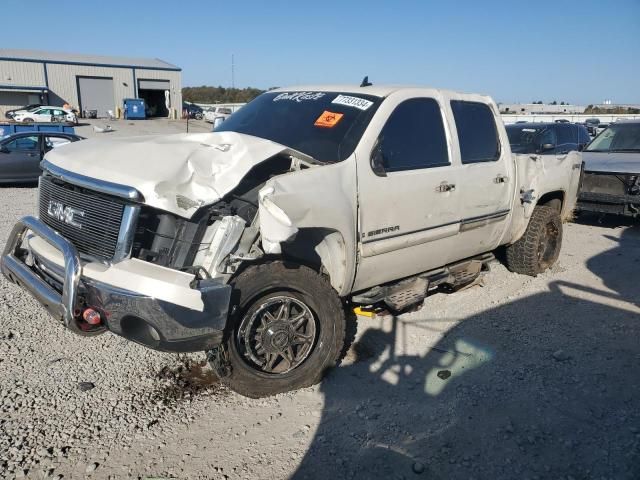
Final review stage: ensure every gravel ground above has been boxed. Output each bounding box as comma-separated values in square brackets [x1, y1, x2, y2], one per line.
[0, 121, 638, 479]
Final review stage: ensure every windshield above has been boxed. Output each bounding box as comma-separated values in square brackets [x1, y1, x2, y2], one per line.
[506, 125, 548, 154]
[215, 91, 382, 162]
[586, 123, 640, 152]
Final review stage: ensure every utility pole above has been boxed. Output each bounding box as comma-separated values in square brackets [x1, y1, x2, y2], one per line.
[231, 54, 235, 89]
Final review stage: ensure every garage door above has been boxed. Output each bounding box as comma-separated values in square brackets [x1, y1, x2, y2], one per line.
[77, 77, 114, 118]
[138, 79, 170, 91]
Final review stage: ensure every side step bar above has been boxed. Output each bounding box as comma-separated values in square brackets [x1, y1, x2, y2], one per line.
[352, 253, 494, 311]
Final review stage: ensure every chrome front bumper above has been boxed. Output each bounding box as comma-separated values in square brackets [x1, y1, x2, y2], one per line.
[1, 216, 85, 334]
[1, 216, 232, 352]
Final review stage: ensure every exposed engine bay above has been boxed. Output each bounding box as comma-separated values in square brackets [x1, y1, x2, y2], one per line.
[130, 154, 310, 280]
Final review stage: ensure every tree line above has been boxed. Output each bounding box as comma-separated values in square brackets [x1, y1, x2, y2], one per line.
[584, 105, 640, 114]
[182, 86, 267, 104]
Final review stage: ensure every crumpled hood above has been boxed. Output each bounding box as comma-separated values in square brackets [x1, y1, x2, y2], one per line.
[45, 131, 306, 218]
[583, 151, 640, 175]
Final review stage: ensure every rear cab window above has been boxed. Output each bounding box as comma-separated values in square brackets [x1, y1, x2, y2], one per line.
[555, 124, 577, 152]
[450, 101, 500, 163]
[45, 135, 72, 150]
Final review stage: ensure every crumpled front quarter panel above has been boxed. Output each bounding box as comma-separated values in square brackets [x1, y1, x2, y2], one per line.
[261, 158, 358, 296]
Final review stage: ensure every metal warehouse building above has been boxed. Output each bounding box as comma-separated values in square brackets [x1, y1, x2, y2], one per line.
[0, 49, 182, 118]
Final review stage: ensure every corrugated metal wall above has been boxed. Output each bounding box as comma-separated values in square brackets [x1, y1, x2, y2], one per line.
[45, 63, 134, 111]
[0, 60, 47, 113]
[0, 60, 46, 86]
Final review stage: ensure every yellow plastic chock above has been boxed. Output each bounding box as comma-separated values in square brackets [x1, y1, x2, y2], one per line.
[353, 307, 375, 318]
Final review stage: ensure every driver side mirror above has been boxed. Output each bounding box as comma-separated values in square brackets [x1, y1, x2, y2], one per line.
[370, 139, 387, 177]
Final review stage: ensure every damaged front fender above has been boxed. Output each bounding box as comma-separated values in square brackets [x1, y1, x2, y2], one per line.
[256, 159, 358, 295]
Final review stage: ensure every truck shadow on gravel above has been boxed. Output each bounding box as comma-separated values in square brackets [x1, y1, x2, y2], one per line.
[293, 225, 640, 480]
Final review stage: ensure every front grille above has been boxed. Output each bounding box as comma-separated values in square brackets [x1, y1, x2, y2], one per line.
[39, 176, 125, 260]
[581, 172, 629, 196]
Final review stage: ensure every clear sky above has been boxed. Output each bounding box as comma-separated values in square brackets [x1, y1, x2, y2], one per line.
[3, 0, 639, 104]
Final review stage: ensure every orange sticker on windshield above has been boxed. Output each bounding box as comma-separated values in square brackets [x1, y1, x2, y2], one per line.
[314, 111, 344, 128]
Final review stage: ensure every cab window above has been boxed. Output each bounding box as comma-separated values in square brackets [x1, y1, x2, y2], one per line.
[451, 101, 500, 163]
[45, 135, 72, 150]
[555, 124, 576, 151]
[377, 98, 449, 172]
[4, 136, 39, 151]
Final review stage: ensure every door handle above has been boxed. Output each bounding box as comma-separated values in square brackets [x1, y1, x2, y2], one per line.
[436, 182, 456, 193]
[494, 174, 508, 184]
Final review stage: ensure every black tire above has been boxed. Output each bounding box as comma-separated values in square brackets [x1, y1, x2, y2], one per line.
[21, 118, 34, 123]
[505, 205, 563, 276]
[220, 261, 347, 398]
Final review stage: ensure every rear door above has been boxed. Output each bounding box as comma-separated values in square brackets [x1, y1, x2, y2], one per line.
[450, 100, 513, 259]
[354, 92, 462, 290]
[0, 135, 41, 181]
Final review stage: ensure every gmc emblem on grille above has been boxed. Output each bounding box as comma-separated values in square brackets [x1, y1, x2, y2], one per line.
[47, 200, 85, 228]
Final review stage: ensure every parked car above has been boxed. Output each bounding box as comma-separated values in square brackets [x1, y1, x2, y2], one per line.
[506, 122, 590, 155]
[12, 106, 77, 124]
[4, 104, 42, 120]
[0, 132, 83, 183]
[585, 117, 600, 136]
[1, 85, 581, 398]
[204, 106, 233, 123]
[577, 120, 640, 218]
[182, 102, 204, 120]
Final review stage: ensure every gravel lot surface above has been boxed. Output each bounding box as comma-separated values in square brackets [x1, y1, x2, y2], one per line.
[0, 120, 638, 479]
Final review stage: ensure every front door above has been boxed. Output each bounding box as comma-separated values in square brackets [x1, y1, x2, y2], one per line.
[0, 135, 42, 181]
[353, 92, 462, 291]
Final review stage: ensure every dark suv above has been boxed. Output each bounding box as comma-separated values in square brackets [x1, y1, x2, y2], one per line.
[182, 102, 204, 120]
[506, 122, 591, 155]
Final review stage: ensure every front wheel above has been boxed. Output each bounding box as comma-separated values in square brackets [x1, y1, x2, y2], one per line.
[218, 261, 347, 398]
[505, 205, 563, 276]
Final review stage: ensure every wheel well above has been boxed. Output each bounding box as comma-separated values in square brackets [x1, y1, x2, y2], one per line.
[537, 191, 564, 211]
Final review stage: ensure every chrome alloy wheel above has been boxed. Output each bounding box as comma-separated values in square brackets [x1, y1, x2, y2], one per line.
[237, 296, 318, 375]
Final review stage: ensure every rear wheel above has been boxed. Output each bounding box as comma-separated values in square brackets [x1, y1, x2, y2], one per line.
[219, 261, 347, 398]
[505, 205, 563, 276]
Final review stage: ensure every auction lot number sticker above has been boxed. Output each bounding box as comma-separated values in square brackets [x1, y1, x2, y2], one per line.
[331, 95, 373, 111]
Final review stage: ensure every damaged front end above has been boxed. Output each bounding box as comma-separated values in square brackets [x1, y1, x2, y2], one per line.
[578, 171, 640, 217]
[0, 135, 316, 352]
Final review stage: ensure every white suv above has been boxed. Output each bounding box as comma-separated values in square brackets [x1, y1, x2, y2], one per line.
[204, 106, 233, 124]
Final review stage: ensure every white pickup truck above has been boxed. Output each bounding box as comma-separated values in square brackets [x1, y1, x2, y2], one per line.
[1, 85, 582, 397]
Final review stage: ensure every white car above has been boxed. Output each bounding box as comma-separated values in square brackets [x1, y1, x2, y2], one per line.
[204, 106, 233, 123]
[12, 106, 77, 124]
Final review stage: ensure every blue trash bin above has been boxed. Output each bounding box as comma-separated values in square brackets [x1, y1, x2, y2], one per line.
[123, 98, 146, 120]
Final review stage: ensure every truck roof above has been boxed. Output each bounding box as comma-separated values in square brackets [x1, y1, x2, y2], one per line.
[270, 84, 491, 101]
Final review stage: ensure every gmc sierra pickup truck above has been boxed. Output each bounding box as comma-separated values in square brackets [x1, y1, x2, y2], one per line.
[1, 85, 582, 397]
